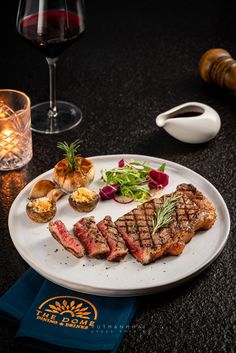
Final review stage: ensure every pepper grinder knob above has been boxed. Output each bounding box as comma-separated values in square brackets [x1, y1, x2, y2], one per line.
[199, 48, 236, 91]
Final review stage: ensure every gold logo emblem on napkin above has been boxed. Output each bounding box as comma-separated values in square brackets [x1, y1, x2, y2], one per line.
[36, 296, 98, 330]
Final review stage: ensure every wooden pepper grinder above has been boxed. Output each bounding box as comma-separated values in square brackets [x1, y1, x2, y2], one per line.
[199, 48, 236, 91]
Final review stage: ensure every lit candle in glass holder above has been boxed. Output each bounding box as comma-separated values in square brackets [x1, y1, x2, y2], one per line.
[0, 128, 19, 158]
[0, 90, 33, 171]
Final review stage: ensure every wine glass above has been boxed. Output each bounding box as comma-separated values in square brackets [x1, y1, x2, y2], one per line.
[16, 0, 85, 134]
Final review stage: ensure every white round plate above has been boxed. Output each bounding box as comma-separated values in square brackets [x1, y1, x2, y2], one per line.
[8, 154, 230, 297]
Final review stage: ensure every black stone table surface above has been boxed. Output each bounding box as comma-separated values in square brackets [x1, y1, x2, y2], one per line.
[0, 1, 235, 352]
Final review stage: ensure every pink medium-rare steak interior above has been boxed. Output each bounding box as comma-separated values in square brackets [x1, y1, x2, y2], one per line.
[97, 215, 128, 261]
[48, 184, 216, 266]
[49, 220, 85, 258]
[73, 216, 110, 258]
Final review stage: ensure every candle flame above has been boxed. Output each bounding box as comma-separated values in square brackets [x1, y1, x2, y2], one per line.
[3, 129, 12, 137]
[0, 129, 19, 155]
[2, 129, 15, 143]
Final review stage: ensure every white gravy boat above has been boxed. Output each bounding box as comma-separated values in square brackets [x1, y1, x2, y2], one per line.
[156, 102, 221, 144]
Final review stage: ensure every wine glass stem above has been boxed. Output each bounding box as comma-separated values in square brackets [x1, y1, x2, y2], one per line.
[46, 57, 58, 118]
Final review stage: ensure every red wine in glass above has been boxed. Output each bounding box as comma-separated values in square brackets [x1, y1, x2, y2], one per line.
[17, 1, 85, 134]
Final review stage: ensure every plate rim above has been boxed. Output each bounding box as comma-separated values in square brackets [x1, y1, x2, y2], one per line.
[8, 154, 231, 296]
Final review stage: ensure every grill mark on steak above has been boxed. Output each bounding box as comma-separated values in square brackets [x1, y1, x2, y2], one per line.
[49, 220, 85, 258]
[48, 183, 216, 266]
[115, 183, 216, 264]
[97, 216, 128, 262]
[73, 216, 109, 259]
[136, 205, 154, 248]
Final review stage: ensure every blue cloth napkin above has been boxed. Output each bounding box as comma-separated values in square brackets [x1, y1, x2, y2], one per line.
[0, 268, 139, 353]
[0, 268, 44, 322]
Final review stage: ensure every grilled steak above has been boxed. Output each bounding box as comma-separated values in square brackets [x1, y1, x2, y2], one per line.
[97, 216, 129, 261]
[49, 220, 85, 258]
[115, 184, 216, 265]
[73, 216, 109, 258]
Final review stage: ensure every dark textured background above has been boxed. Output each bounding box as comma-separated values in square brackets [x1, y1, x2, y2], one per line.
[0, 1, 235, 352]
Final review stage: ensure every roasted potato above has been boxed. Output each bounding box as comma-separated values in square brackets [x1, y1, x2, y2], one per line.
[29, 179, 56, 199]
[28, 179, 65, 203]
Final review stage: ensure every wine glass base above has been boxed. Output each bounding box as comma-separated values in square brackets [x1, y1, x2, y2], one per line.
[31, 101, 82, 134]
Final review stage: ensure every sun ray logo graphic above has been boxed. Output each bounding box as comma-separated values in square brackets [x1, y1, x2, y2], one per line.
[45, 300, 91, 319]
[38, 296, 98, 320]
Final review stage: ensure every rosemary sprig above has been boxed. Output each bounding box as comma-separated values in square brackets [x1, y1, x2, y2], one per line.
[57, 139, 81, 171]
[152, 194, 179, 235]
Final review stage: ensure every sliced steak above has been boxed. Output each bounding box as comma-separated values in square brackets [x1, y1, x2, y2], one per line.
[115, 183, 216, 265]
[73, 216, 109, 258]
[97, 216, 128, 261]
[49, 220, 85, 258]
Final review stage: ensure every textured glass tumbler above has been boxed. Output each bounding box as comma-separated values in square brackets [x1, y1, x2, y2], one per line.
[0, 90, 33, 171]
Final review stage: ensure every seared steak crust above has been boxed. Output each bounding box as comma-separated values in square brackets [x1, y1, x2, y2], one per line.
[115, 183, 216, 264]
[97, 216, 128, 261]
[73, 216, 109, 258]
[49, 220, 85, 258]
